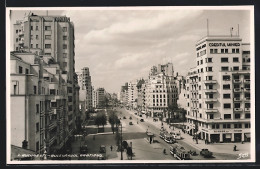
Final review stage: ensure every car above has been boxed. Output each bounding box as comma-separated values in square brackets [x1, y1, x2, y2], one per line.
[80, 145, 88, 154]
[134, 113, 137, 115]
[99, 145, 106, 153]
[129, 116, 132, 120]
[129, 122, 133, 125]
[140, 119, 144, 122]
[123, 116, 126, 119]
[200, 148, 213, 158]
[139, 114, 142, 117]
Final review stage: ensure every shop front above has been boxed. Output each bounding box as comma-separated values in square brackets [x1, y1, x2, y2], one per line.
[210, 134, 220, 143]
[223, 133, 232, 142]
[244, 133, 250, 142]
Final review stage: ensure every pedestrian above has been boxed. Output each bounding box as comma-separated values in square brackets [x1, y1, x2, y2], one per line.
[233, 145, 237, 151]
[205, 140, 206, 144]
[110, 145, 113, 151]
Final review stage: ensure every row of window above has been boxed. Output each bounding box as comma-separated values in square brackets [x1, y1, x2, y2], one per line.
[18, 66, 29, 74]
[211, 123, 250, 129]
[210, 48, 240, 54]
[44, 44, 67, 49]
[29, 26, 68, 32]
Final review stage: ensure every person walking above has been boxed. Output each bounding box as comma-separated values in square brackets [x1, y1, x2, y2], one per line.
[110, 145, 113, 151]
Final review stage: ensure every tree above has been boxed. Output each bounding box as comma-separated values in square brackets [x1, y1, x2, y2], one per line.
[100, 112, 107, 129]
[109, 112, 117, 134]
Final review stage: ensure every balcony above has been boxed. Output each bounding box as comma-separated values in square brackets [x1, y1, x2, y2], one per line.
[48, 135, 56, 145]
[244, 79, 250, 83]
[205, 109, 218, 113]
[205, 98, 217, 103]
[18, 31, 24, 36]
[234, 108, 243, 112]
[204, 80, 217, 84]
[205, 89, 217, 93]
[234, 88, 242, 92]
[233, 79, 241, 83]
[18, 39, 24, 44]
[245, 108, 250, 111]
[48, 119, 57, 130]
[233, 97, 241, 101]
[244, 88, 250, 92]
[245, 97, 251, 101]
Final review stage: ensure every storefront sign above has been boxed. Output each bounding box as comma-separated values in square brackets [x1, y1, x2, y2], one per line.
[196, 44, 206, 51]
[213, 130, 230, 133]
[234, 129, 242, 132]
[209, 43, 240, 47]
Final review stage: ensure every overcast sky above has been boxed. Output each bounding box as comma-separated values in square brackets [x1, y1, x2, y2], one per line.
[9, 8, 251, 93]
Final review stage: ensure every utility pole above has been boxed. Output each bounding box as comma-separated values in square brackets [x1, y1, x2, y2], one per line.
[130, 141, 132, 160]
[120, 123, 123, 160]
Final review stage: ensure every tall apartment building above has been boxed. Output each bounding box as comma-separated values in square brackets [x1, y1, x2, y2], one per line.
[81, 67, 93, 110]
[185, 35, 251, 143]
[128, 80, 138, 108]
[12, 13, 78, 154]
[96, 88, 105, 108]
[92, 86, 97, 108]
[136, 79, 146, 110]
[145, 63, 179, 118]
[120, 83, 128, 105]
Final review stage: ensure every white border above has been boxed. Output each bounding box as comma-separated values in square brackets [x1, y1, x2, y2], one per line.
[6, 6, 255, 164]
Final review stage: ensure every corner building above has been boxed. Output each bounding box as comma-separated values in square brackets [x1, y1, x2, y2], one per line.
[185, 35, 251, 143]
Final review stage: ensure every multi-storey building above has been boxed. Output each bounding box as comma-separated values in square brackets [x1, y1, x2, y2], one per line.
[120, 83, 128, 105]
[11, 13, 78, 155]
[81, 67, 93, 110]
[145, 63, 179, 118]
[128, 80, 138, 108]
[136, 79, 146, 111]
[96, 88, 105, 108]
[92, 86, 97, 108]
[185, 35, 251, 143]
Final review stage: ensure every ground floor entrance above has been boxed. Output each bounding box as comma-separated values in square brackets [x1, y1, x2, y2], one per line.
[234, 133, 242, 142]
[210, 134, 220, 143]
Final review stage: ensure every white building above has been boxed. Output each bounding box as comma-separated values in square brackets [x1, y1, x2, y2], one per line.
[185, 35, 251, 143]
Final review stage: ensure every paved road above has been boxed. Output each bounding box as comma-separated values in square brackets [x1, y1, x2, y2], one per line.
[118, 107, 241, 160]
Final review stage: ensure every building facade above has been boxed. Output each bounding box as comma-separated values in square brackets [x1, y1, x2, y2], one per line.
[81, 67, 93, 110]
[145, 63, 179, 119]
[185, 35, 251, 143]
[11, 13, 78, 155]
[96, 88, 105, 108]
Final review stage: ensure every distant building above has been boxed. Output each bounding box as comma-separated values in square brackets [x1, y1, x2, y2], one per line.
[145, 63, 179, 119]
[81, 67, 93, 110]
[96, 88, 105, 108]
[128, 80, 138, 109]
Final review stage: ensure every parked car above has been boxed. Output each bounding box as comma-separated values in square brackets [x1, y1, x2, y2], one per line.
[139, 114, 143, 117]
[134, 113, 137, 115]
[80, 145, 88, 154]
[129, 122, 133, 125]
[99, 145, 106, 153]
[123, 116, 126, 119]
[140, 119, 144, 122]
[129, 116, 132, 120]
[200, 148, 213, 158]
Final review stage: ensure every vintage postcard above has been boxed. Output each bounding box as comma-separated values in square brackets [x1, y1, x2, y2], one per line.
[6, 6, 255, 164]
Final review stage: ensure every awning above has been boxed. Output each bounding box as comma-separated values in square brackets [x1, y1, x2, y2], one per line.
[245, 133, 251, 138]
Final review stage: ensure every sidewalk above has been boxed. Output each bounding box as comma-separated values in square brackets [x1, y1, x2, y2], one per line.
[125, 108, 251, 156]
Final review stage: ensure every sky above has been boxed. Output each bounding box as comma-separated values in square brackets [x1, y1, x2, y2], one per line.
[9, 7, 251, 93]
